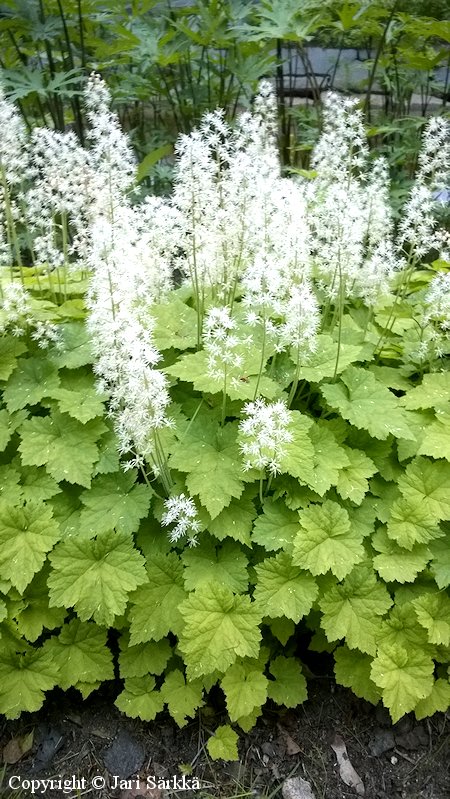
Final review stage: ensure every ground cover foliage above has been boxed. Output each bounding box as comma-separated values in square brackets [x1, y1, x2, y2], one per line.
[0, 75, 450, 760]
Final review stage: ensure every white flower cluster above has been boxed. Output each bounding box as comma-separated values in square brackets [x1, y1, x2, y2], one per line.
[202, 306, 244, 380]
[239, 399, 293, 475]
[161, 493, 201, 546]
[0, 81, 28, 269]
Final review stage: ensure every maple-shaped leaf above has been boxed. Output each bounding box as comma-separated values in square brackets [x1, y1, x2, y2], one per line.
[152, 296, 198, 350]
[0, 463, 21, 504]
[386, 497, 443, 550]
[169, 415, 244, 518]
[182, 537, 248, 593]
[0, 408, 27, 452]
[269, 617, 295, 645]
[79, 470, 152, 537]
[161, 669, 204, 727]
[128, 551, 187, 644]
[221, 662, 268, 720]
[48, 530, 147, 626]
[296, 333, 362, 382]
[321, 367, 415, 440]
[14, 568, 66, 642]
[319, 564, 392, 655]
[336, 446, 377, 505]
[430, 533, 450, 588]
[52, 369, 107, 423]
[370, 643, 434, 722]
[402, 373, 450, 409]
[254, 552, 318, 622]
[19, 466, 62, 504]
[93, 427, 121, 476]
[414, 678, 450, 720]
[207, 489, 256, 545]
[50, 321, 93, 369]
[0, 335, 27, 380]
[3, 357, 60, 412]
[418, 406, 450, 462]
[179, 582, 262, 679]
[43, 619, 114, 689]
[372, 527, 431, 584]
[377, 602, 436, 656]
[19, 412, 106, 487]
[307, 424, 350, 496]
[397, 457, 450, 521]
[75, 681, 101, 699]
[267, 656, 307, 708]
[118, 637, 172, 678]
[252, 499, 300, 552]
[412, 593, 450, 646]
[278, 411, 314, 484]
[292, 500, 365, 580]
[115, 675, 164, 721]
[334, 646, 381, 705]
[0, 502, 60, 592]
[207, 725, 239, 761]
[0, 646, 58, 718]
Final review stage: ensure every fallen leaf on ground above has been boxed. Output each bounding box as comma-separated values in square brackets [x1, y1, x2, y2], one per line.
[331, 734, 365, 796]
[277, 723, 301, 755]
[3, 731, 34, 764]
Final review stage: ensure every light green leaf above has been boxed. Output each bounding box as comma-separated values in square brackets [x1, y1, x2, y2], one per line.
[267, 656, 307, 707]
[221, 662, 268, 720]
[19, 412, 105, 487]
[50, 322, 93, 369]
[152, 297, 198, 350]
[370, 644, 434, 722]
[386, 498, 443, 549]
[161, 669, 204, 727]
[307, 424, 350, 496]
[169, 416, 244, 519]
[93, 428, 121, 475]
[0, 335, 27, 380]
[292, 500, 365, 580]
[3, 357, 60, 411]
[334, 646, 381, 705]
[402, 373, 450, 409]
[179, 582, 262, 679]
[0, 502, 60, 593]
[321, 367, 415, 440]
[296, 333, 362, 382]
[182, 538, 248, 593]
[430, 533, 450, 588]
[136, 143, 173, 183]
[412, 593, 450, 646]
[418, 407, 450, 462]
[14, 568, 66, 642]
[115, 675, 164, 721]
[207, 489, 255, 545]
[43, 619, 114, 690]
[397, 457, 450, 520]
[254, 552, 318, 622]
[319, 564, 392, 655]
[414, 678, 450, 720]
[167, 349, 278, 401]
[268, 617, 295, 645]
[252, 499, 300, 552]
[0, 464, 22, 504]
[118, 638, 172, 678]
[0, 408, 27, 452]
[52, 370, 107, 423]
[372, 527, 431, 583]
[128, 552, 187, 644]
[79, 470, 152, 536]
[0, 647, 58, 719]
[207, 725, 239, 761]
[336, 447, 377, 505]
[278, 411, 314, 483]
[48, 530, 147, 626]
[377, 603, 434, 655]
[75, 681, 101, 700]
[19, 466, 62, 503]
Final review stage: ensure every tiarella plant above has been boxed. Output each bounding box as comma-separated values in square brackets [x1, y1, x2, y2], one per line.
[0, 76, 450, 758]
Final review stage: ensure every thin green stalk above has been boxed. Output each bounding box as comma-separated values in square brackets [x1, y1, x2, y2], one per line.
[332, 263, 345, 380]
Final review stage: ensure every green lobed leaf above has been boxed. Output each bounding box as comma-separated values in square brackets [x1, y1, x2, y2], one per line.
[50, 322, 93, 369]
[128, 552, 187, 644]
[278, 411, 315, 484]
[14, 568, 66, 642]
[397, 457, 450, 521]
[115, 675, 164, 722]
[19, 412, 106, 488]
[268, 616, 296, 645]
[321, 366, 415, 441]
[319, 564, 392, 655]
[412, 593, 450, 646]
[292, 500, 365, 580]
[0, 502, 60, 593]
[267, 656, 307, 708]
[414, 678, 450, 720]
[221, 662, 268, 720]
[377, 603, 435, 655]
[372, 527, 431, 584]
[296, 333, 362, 382]
[207, 725, 239, 761]
[182, 537, 248, 593]
[43, 619, 114, 690]
[0, 335, 27, 381]
[334, 646, 381, 705]
[307, 424, 350, 496]
[52, 369, 107, 423]
[48, 530, 147, 626]
[0, 647, 58, 719]
[3, 357, 60, 412]
[386, 497, 443, 550]
[118, 637, 172, 679]
[254, 552, 318, 622]
[179, 582, 262, 679]
[252, 499, 300, 552]
[370, 643, 434, 722]
[207, 489, 256, 545]
[417, 406, 450, 462]
[336, 446, 377, 505]
[79, 470, 153, 537]
[152, 297, 198, 351]
[430, 533, 450, 588]
[402, 373, 450, 410]
[161, 669, 204, 727]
